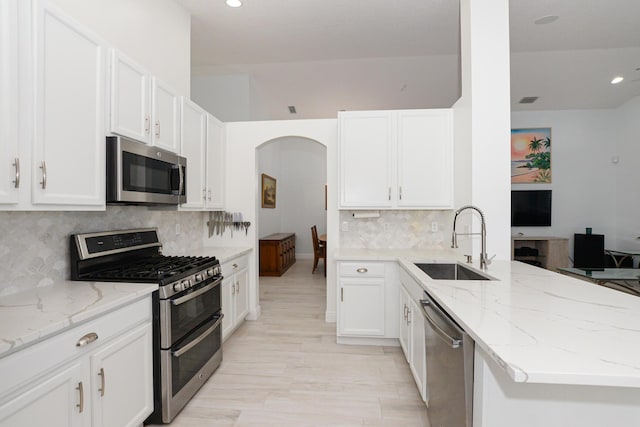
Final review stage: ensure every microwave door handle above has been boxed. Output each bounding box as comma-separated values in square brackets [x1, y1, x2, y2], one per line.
[177, 164, 184, 196]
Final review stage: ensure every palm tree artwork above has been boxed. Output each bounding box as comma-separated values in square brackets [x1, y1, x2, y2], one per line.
[511, 128, 552, 183]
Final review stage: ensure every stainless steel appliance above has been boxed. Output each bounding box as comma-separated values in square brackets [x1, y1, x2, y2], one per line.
[106, 136, 187, 205]
[70, 228, 222, 424]
[421, 291, 474, 427]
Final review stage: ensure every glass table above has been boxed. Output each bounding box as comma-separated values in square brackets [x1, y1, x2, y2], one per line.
[604, 249, 640, 268]
[558, 267, 640, 296]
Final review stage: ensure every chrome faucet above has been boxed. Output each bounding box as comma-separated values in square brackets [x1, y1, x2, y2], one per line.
[451, 205, 490, 270]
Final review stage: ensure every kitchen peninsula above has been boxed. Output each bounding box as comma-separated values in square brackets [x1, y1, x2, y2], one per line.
[336, 249, 640, 427]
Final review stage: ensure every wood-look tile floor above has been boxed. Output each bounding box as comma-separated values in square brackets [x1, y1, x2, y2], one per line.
[165, 259, 430, 426]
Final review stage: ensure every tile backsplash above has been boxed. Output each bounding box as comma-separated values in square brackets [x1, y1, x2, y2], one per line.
[339, 210, 454, 249]
[0, 207, 206, 296]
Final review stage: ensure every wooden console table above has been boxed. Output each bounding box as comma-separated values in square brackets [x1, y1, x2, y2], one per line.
[259, 233, 296, 276]
[512, 236, 569, 272]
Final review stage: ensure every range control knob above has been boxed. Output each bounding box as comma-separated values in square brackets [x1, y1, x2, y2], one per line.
[173, 282, 183, 293]
[206, 268, 214, 277]
[181, 279, 190, 289]
[195, 273, 203, 282]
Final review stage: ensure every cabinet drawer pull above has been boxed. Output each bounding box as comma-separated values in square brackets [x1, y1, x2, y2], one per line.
[98, 367, 105, 396]
[399, 186, 402, 200]
[145, 115, 150, 134]
[356, 268, 368, 273]
[155, 121, 161, 138]
[76, 332, 98, 347]
[341, 288, 344, 302]
[13, 158, 20, 188]
[208, 190, 212, 201]
[39, 161, 46, 189]
[232, 263, 238, 269]
[388, 187, 391, 201]
[76, 381, 84, 413]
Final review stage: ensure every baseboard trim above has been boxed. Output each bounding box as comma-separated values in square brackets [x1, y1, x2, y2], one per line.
[325, 310, 336, 323]
[337, 336, 400, 347]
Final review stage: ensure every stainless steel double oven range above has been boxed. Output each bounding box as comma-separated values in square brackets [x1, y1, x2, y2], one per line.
[70, 228, 223, 424]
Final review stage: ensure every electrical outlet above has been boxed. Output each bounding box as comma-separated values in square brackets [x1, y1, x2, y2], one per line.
[431, 221, 438, 232]
[175, 224, 181, 235]
[341, 221, 349, 232]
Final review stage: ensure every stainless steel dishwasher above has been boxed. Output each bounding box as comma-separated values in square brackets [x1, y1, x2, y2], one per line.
[421, 291, 474, 427]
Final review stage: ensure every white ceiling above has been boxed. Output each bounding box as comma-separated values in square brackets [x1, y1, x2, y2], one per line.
[176, 0, 640, 120]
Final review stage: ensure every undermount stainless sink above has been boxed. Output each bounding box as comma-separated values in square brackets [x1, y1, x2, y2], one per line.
[414, 263, 492, 281]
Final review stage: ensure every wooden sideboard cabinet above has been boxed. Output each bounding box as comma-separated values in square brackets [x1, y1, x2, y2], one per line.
[259, 233, 296, 276]
[512, 236, 569, 271]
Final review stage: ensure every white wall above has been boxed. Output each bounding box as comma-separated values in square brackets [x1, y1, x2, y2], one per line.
[511, 109, 618, 259]
[614, 96, 640, 251]
[50, 0, 191, 95]
[257, 137, 327, 258]
[192, 74, 252, 122]
[203, 119, 338, 322]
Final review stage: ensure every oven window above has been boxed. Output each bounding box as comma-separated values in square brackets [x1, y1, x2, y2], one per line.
[171, 315, 222, 396]
[122, 151, 174, 194]
[170, 280, 221, 344]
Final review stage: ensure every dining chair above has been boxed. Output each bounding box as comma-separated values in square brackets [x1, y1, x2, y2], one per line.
[311, 225, 326, 276]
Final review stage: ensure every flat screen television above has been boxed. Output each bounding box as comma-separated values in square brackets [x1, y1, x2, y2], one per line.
[511, 190, 552, 226]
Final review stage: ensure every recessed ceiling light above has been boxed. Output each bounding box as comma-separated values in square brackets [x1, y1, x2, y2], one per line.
[226, 0, 242, 7]
[534, 15, 559, 25]
[611, 76, 624, 84]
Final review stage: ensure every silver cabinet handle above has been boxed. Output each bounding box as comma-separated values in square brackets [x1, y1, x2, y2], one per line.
[98, 367, 105, 396]
[388, 187, 391, 201]
[340, 288, 344, 302]
[13, 158, 20, 188]
[235, 281, 239, 293]
[76, 332, 98, 347]
[231, 281, 236, 295]
[208, 190, 212, 201]
[39, 161, 46, 189]
[403, 303, 407, 320]
[203, 189, 207, 200]
[399, 186, 402, 200]
[232, 263, 238, 269]
[356, 268, 368, 273]
[145, 115, 150, 134]
[155, 121, 160, 138]
[76, 381, 84, 413]
[407, 306, 411, 324]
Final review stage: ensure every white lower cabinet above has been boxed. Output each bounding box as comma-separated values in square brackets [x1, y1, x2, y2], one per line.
[0, 297, 153, 427]
[399, 268, 427, 402]
[221, 253, 250, 341]
[337, 261, 399, 340]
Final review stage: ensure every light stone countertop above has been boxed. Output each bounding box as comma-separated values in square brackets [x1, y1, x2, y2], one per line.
[335, 248, 640, 388]
[0, 281, 157, 359]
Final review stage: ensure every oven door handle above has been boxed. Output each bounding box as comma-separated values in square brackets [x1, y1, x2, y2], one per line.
[171, 278, 221, 306]
[172, 314, 224, 358]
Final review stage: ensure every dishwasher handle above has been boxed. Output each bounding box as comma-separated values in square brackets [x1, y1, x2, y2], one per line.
[420, 299, 462, 349]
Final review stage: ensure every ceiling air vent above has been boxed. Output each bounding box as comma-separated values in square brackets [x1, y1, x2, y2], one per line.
[288, 106, 297, 114]
[519, 96, 539, 104]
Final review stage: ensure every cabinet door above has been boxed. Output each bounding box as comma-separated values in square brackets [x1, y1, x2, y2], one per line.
[408, 298, 427, 401]
[91, 323, 153, 427]
[0, 0, 19, 204]
[398, 285, 410, 360]
[221, 276, 234, 341]
[151, 77, 180, 153]
[234, 268, 249, 326]
[0, 359, 88, 427]
[31, 1, 105, 207]
[205, 114, 225, 209]
[339, 111, 394, 208]
[180, 98, 207, 209]
[397, 110, 453, 209]
[110, 50, 151, 144]
[338, 278, 385, 336]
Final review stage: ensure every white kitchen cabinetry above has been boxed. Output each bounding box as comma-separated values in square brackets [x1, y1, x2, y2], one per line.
[180, 100, 226, 211]
[399, 268, 427, 401]
[337, 261, 399, 342]
[221, 254, 249, 341]
[110, 50, 180, 152]
[0, 297, 153, 427]
[1, 0, 106, 210]
[339, 109, 453, 209]
[0, 0, 19, 205]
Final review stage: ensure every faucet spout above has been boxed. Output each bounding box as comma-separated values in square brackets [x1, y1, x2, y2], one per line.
[451, 205, 489, 270]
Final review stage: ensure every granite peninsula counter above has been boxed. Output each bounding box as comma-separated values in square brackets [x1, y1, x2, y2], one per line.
[336, 249, 640, 426]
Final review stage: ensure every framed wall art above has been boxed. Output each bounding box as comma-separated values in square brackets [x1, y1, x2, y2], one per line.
[511, 128, 552, 183]
[261, 174, 276, 208]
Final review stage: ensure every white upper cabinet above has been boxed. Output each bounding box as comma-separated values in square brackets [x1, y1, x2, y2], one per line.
[339, 109, 454, 209]
[0, 0, 19, 204]
[180, 98, 207, 209]
[205, 114, 225, 209]
[109, 51, 151, 144]
[397, 110, 453, 208]
[109, 51, 180, 153]
[31, 0, 106, 208]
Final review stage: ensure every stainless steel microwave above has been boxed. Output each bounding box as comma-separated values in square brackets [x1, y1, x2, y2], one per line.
[106, 136, 186, 205]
